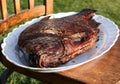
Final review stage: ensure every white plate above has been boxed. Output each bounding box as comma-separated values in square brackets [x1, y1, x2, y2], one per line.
[1, 12, 119, 73]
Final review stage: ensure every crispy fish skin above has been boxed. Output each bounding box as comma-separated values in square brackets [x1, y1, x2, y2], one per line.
[18, 9, 100, 68]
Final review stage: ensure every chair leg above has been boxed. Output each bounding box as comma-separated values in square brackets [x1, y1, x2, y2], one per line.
[0, 68, 13, 84]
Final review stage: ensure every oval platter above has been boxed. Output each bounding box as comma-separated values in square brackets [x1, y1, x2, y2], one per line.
[1, 12, 119, 73]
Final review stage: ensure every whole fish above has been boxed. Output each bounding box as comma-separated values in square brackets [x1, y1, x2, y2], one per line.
[18, 9, 100, 68]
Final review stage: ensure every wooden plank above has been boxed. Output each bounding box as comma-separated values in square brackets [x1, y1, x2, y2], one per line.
[44, 0, 53, 15]
[13, 0, 21, 14]
[28, 0, 34, 9]
[0, 5, 45, 34]
[59, 35, 120, 84]
[0, 0, 8, 20]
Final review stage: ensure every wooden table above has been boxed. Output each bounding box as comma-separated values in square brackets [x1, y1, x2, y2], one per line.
[0, 36, 120, 84]
[59, 36, 120, 84]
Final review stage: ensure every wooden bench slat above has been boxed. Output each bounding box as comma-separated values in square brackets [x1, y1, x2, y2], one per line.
[0, 5, 45, 34]
[13, 0, 21, 14]
[28, 0, 34, 9]
[0, 0, 8, 20]
[44, 0, 53, 14]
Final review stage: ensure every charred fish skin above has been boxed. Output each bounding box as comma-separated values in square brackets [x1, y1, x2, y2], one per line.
[18, 9, 100, 68]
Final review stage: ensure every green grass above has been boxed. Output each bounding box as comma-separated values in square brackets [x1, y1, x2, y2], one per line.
[54, 0, 120, 26]
[0, 0, 120, 84]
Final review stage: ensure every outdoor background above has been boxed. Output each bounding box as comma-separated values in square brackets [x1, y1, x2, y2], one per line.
[0, 0, 120, 84]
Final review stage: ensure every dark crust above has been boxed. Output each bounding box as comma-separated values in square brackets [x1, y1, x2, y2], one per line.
[18, 9, 100, 68]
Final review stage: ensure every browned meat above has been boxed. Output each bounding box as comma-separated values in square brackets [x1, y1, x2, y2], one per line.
[18, 9, 100, 68]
